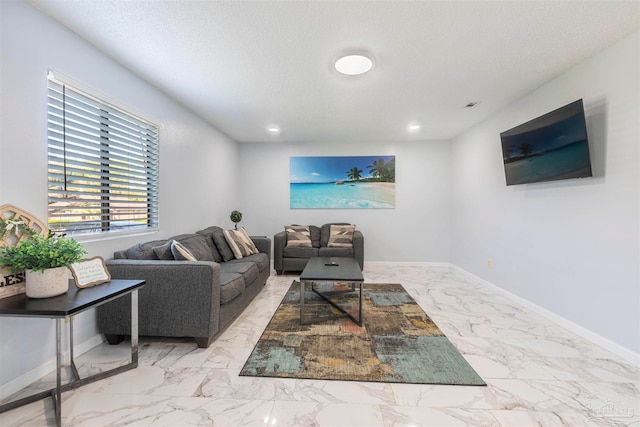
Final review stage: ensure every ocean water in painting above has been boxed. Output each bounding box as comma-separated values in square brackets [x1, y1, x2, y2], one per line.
[290, 182, 395, 209]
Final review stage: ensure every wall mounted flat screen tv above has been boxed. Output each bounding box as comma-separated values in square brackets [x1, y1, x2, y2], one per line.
[500, 99, 592, 186]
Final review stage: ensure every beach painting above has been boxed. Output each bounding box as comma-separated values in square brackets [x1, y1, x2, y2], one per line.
[290, 156, 395, 209]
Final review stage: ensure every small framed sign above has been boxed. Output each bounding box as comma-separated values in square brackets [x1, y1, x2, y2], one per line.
[70, 256, 111, 288]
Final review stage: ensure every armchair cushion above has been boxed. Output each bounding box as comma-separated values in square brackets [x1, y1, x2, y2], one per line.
[283, 246, 319, 258]
[309, 225, 321, 248]
[320, 223, 352, 247]
[319, 247, 354, 258]
[285, 225, 312, 247]
[328, 224, 355, 248]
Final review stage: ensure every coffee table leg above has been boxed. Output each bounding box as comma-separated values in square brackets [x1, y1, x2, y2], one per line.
[299, 281, 306, 324]
[358, 282, 363, 326]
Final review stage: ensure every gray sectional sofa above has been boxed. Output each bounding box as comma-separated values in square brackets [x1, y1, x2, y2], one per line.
[97, 226, 271, 348]
[273, 223, 364, 274]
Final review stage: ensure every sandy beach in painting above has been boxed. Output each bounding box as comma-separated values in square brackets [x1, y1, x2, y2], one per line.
[290, 181, 396, 209]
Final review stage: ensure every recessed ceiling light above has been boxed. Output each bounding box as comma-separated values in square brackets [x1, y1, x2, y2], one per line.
[267, 125, 280, 135]
[407, 123, 421, 133]
[334, 54, 374, 76]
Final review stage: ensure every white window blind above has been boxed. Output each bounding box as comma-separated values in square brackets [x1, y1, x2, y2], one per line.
[47, 77, 159, 237]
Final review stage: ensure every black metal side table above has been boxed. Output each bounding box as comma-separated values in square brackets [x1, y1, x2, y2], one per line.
[0, 279, 145, 427]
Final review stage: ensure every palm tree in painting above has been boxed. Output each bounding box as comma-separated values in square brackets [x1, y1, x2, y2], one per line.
[384, 157, 396, 182]
[519, 143, 533, 157]
[367, 158, 387, 181]
[367, 158, 395, 182]
[346, 167, 363, 181]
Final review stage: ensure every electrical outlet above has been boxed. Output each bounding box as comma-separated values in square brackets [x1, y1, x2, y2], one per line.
[487, 259, 492, 269]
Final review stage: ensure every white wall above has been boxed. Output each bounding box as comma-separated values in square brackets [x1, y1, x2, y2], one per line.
[238, 140, 452, 262]
[451, 31, 640, 354]
[0, 1, 238, 396]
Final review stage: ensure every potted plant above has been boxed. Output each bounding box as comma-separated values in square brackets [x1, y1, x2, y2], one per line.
[0, 234, 87, 298]
[230, 210, 243, 229]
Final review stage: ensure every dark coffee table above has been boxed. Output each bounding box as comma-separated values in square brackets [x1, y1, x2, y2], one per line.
[299, 256, 364, 326]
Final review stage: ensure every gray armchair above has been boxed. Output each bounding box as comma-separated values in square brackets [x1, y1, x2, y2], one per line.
[274, 223, 364, 274]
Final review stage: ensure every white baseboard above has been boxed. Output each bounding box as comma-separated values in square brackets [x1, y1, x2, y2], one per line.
[365, 261, 452, 268]
[452, 265, 640, 367]
[0, 334, 105, 401]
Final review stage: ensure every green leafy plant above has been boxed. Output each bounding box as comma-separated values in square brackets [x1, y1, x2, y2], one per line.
[0, 234, 87, 273]
[230, 210, 243, 229]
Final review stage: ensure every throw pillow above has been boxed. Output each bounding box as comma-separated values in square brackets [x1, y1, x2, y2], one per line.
[285, 225, 312, 248]
[174, 235, 215, 262]
[320, 222, 351, 247]
[195, 227, 223, 262]
[152, 241, 174, 260]
[212, 228, 236, 262]
[327, 224, 355, 248]
[224, 228, 259, 259]
[171, 240, 197, 261]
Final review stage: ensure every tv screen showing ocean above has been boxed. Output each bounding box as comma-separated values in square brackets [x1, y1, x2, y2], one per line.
[290, 182, 395, 209]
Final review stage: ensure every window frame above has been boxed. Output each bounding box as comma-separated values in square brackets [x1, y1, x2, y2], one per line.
[47, 72, 159, 239]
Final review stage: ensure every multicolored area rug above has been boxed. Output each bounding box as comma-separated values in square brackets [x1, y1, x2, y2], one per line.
[240, 281, 486, 386]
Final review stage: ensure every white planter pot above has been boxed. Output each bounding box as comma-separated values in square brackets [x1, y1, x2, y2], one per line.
[25, 267, 69, 298]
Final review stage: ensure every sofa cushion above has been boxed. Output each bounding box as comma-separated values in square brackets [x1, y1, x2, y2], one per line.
[285, 225, 312, 247]
[152, 241, 174, 260]
[320, 223, 352, 247]
[319, 246, 355, 258]
[195, 227, 223, 262]
[221, 261, 260, 284]
[237, 252, 270, 272]
[219, 273, 245, 304]
[211, 228, 235, 262]
[309, 225, 321, 248]
[174, 234, 215, 261]
[124, 239, 168, 260]
[283, 246, 319, 259]
[328, 224, 355, 248]
[224, 228, 259, 259]
[171, 240, 197, 261]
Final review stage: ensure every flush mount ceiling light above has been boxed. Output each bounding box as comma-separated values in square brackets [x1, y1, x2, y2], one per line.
[334, 54, 374, 76]
[407, 123, 421, 133]
[267, 125, 281, 135]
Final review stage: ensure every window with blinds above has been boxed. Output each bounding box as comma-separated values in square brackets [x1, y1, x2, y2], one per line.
[47, 76, 159, 237]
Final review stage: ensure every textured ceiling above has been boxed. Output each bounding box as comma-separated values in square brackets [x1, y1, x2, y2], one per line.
[29, 0, 639, 143]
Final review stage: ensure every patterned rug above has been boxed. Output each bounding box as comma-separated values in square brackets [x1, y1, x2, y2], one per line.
[240, 281, 486, 386]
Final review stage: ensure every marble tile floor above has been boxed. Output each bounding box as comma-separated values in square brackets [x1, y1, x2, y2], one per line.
[1, 264, 638, 426]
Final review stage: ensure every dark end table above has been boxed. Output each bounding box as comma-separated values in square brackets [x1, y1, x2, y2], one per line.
[0, 279, 145, 427]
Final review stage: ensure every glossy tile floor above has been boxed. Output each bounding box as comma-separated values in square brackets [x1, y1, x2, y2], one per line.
[2, 264, 639, 426]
